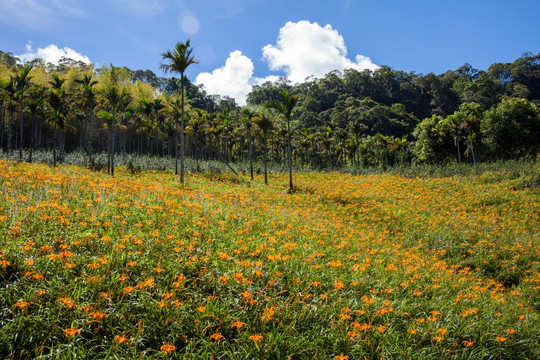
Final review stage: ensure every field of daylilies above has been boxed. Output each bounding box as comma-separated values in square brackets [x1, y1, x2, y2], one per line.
[0, 159, 539, 359]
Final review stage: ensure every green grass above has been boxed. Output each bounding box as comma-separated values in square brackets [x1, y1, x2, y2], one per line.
[0, 158, 538, 359]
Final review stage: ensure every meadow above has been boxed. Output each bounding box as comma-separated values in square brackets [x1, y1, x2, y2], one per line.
[0, 159, 539, 359]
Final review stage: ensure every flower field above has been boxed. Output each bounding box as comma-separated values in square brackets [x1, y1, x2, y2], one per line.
[0, 160, 539, 359]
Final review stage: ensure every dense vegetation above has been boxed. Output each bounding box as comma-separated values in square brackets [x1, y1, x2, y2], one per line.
[1, 160, 539, 359]
[1, 49, 539, 173]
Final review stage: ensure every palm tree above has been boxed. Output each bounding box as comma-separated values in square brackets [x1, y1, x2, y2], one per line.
[240, 107, 256, 180]
[350, 117, 368, 168]
[264, 90, 299, 192]
[253, 111, 273, 184]
[49, 87, 66, 167]
[16, 64, 33, 161]
[186, 108, 207, 171]
[152, 98, 166, 156]
[25, 84, 47, 162]
[101, 85, 126, 177]
[4, 77, 16, 155]
[75, 73, 98, 161]
[160, 40, 199, 184]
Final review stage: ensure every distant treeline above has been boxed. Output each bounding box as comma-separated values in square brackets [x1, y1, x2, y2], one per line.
[0, 50, 538, 170]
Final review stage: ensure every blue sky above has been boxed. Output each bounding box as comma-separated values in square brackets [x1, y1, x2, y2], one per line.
[1, 0, 539, 104]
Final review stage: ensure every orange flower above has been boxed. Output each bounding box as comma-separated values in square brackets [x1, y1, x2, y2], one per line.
[160, 344, 176, 354]
[249, 334, 263, 343]
[462, 340, 475, 347]
[90, 311, 107, 320]
[436, 328, 448, 336]
[333, 281, 345, 290]
[433, 336, 444, 343]
[64, 328, 81, 338]
[14, 300, 29, 309]
[334, 354, 349, 360]
[58, 297, 77, 309]
[114, 335, 128, 344]
[231, 321, 246, 329]
[209, 333, 224, 342]
[496, 336, 508, 342]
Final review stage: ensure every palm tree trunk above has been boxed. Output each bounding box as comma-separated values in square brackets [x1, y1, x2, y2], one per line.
[287, 118, 293, 191]
[456, 138, 461, 163]
[53, 127, 57, 167]
[19, 88, 24, 161]
[469, 131, 476, 164]
[7, 105, 12, 155]
[249, 130, 253, 181]
[29, 115, 35, 163]
[180, 73, 185, 184]
[0, 105, 4, 152]
[88, 101, 94, 164]
[111, 110, 115, 177]
[263, 134, 268, 184]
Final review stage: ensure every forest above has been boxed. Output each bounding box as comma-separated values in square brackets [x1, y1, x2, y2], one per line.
[1, 49, 539, 173]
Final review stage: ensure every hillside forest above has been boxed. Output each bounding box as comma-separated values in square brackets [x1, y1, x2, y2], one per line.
[0, 50, 539, 172]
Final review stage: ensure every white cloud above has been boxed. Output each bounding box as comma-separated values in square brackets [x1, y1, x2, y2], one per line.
[195, 51, 259, 106]
[194, 21, 378, 105]
[262, 20, 378, 83]
[17, 44, 91, 65]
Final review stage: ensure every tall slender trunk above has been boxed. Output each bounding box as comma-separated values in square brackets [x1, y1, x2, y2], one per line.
[87, 101, 94, 164]
[180, 74, 185, 184]
[263, 134, 268, 184]
[249, 130, 253, 181]
[1, 104, 5, 152]
[469, 131, 476, 164]
[29, 115, 36, 162]
[19, 88, 24, 161]
[7, 104, 12, 155]
[111, 109, 116, 177]
[53, 127, 57, 167]
[456, 138, 461, 163]
[287, 118, 293, 191]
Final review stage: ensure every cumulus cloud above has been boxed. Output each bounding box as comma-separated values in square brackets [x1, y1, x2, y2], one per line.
[195, 20, 378, 105]
[17, 44, 91, 65]
[195, 51, 260, 106]
[262, 20, 378, 83]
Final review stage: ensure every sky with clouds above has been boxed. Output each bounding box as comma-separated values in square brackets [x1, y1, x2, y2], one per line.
[1, 0, 539, 105]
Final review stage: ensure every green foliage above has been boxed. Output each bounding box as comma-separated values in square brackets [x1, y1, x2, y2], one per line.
[0, 160, 539, 359]
[481, 98, 540, 159]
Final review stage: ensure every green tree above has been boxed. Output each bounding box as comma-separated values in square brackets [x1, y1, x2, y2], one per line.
[455, 102, 483, 164]
[25, 84, 47, 162]
[240, 107, 257, 180]
[253, 111, 274, 184]
[264, 90, 299, 192]
[49, 87, 66, 166]
[101, 85, 128, 177]
[160, 40, 199, 184]
[4, 77, 16, 154]
[75, 73, 98, 161]
[481, 98, 540, 159]
[16, 64, 33, 161]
